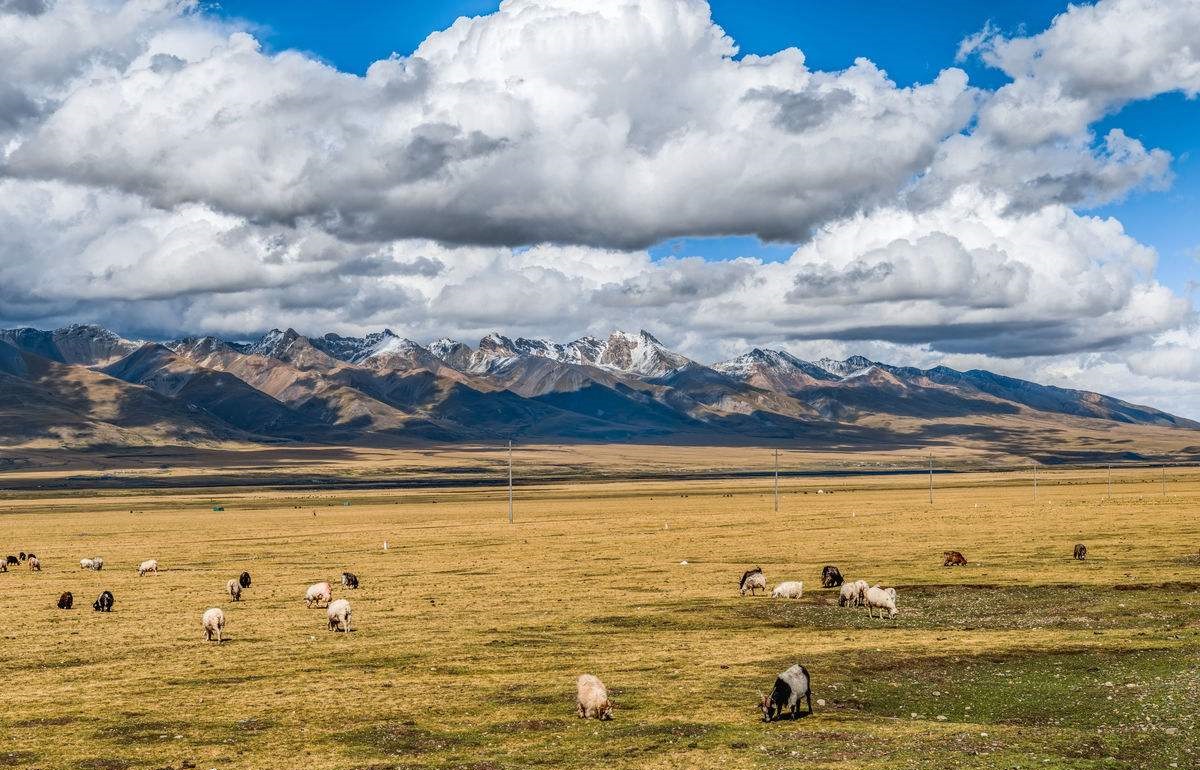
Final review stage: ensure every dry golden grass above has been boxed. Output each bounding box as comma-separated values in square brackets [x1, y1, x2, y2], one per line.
[1, 463, 1198, 769]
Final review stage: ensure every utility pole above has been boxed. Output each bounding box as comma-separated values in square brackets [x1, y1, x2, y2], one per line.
[1033, 462, 1038, 500]
[1162, 463, 1167, 496]
[507, 440, 514, 524]
[773, 448, 780, 513]
[1107, 465, 1112, 498]
[928, 454, 934, 505]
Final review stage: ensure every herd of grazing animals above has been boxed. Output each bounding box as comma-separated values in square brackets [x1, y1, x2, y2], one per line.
[5, 539, 1096, 723]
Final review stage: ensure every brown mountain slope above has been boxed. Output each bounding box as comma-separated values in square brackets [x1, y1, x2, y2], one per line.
[0, 341, 240, 448]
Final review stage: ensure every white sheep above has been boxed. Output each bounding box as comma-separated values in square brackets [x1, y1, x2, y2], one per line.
[327, 598, 352, 632]
[202, 607, 225, 643]
[838, 579, 869, 607]
[80, 558, 95, 571]
[28, 556, 41, 572]
[227, 578, 242, 601]
[576, 674, 613, 720]
[739, 567, 767, 596]
[771, 580, 804, 599]
[92, 556, 103, 571]
[304, 581, 333, 608]
[864, 584, 898, 619]
[138, 559, 158, 576]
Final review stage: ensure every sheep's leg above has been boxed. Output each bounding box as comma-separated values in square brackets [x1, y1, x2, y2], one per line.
[805, 689, 813, 715]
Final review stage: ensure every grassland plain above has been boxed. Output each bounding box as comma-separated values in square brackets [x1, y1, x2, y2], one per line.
[1, 464, 1198, 770]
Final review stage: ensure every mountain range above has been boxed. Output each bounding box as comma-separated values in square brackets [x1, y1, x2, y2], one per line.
[0, 324, 1195, 458]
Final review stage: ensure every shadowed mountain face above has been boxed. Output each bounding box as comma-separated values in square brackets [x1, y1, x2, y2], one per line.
[0, 324, 1195, 452]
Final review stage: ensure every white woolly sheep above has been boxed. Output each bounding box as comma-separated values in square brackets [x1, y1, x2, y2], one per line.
[838, 579, 869, 607]
[92, 556, 103, 571]
[576, 674, 613, 720]
[771, 580, 804, 599]
[227, 578, 242, 601]
[28, 556, 41, 572]
[305, 581, 333, 608]
[864, 584, 898, 619]
[138, 559, 158, 576]
[202, 607, 225, 643]
[80, 558, 95, 571]
[739, 567, 767, 596]
[327, 598, 352, 632]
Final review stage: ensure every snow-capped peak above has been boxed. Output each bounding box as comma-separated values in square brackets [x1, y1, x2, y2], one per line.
[814, 355, 880, 379]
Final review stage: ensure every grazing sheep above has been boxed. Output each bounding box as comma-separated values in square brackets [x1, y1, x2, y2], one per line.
[80, 558, 95, 571]
[1074, 543, 1087, 560]
[304, 581, 333, 608]
[202, 608, 225, 643]
[327, 598, 352, 632]
[942, 550, 967, 567]
[92, 556, 103, 571]
[25, 552, 35, 561]
[238, 571, 251, 589]
[58, 591, 73, 609]
[93, 590, 114, 612]
[759, 664, 812, 721]
[739, 567, 767, 596]
[18, 552, 26, 561]
[28, 556, 41, 572]
[771, 580, 804, 599]
[6, 555, 18, 566]
[576, 674, 613, 720]
[821, 565, 844, 588]
[227, 579, 242, 601]
[0, 562, 5, 573]
[341, 572, 359, 589]
[864, 584, 898, 619]
[138, 559, 158, 576]
[837, 579, 869, 607]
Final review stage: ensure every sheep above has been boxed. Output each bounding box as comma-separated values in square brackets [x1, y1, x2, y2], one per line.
[28, 556, 41, 572]
[942, 550, 967, 567]
[92, 556, 103, 571]
[6, 555, 18, 566]
[759, 663, 812, 721]
[227, 578, 242, 602]
[821, 565, 844, 588]
[771, 580, 804, 599]
[57, 591, 73, 609]
[202, 608, 225, 643]
[18, 552, 26, 561]
[238, 571, 252, 589]
[80, 558, 95, 571]
[327, 598, 352, 632]
[576, 674, 613, 720]
[341, 572, 359, 589]
[864, 584, 898, 619]
[304, 581, 333, 608]
[838, 579, 869, 607]
[1074, 543, 1087, 561]
[0, 562, 5, 573]
[138, 559, 158, 576]
[739, 567, 767, 596]
[25, 552, 35, 561]
[93, 590, 114, 612]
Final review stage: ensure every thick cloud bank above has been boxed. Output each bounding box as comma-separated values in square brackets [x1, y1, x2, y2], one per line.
[0, 0, 1198, 414]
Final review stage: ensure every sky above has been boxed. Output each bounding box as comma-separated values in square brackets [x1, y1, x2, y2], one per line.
[0, 0, 1199, 415]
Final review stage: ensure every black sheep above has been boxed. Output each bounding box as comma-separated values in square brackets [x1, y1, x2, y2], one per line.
[92, 590, 114, 612]
[821, 565, 844, 588]
[58, 592, 74, 610]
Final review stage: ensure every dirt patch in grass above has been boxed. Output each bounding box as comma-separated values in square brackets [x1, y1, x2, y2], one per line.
[339, 721, 477, 756]
[0, 752, 38, 768]
[92, 719, 191, 744]
[74, 760, 131, 770]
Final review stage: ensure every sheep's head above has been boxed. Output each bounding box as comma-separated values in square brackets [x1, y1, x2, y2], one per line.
[758, 692, 776, 722]
[599, 700, 613, 720]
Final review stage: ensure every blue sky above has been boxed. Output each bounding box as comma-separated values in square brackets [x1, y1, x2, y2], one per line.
[210, 0, 1199, 293]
